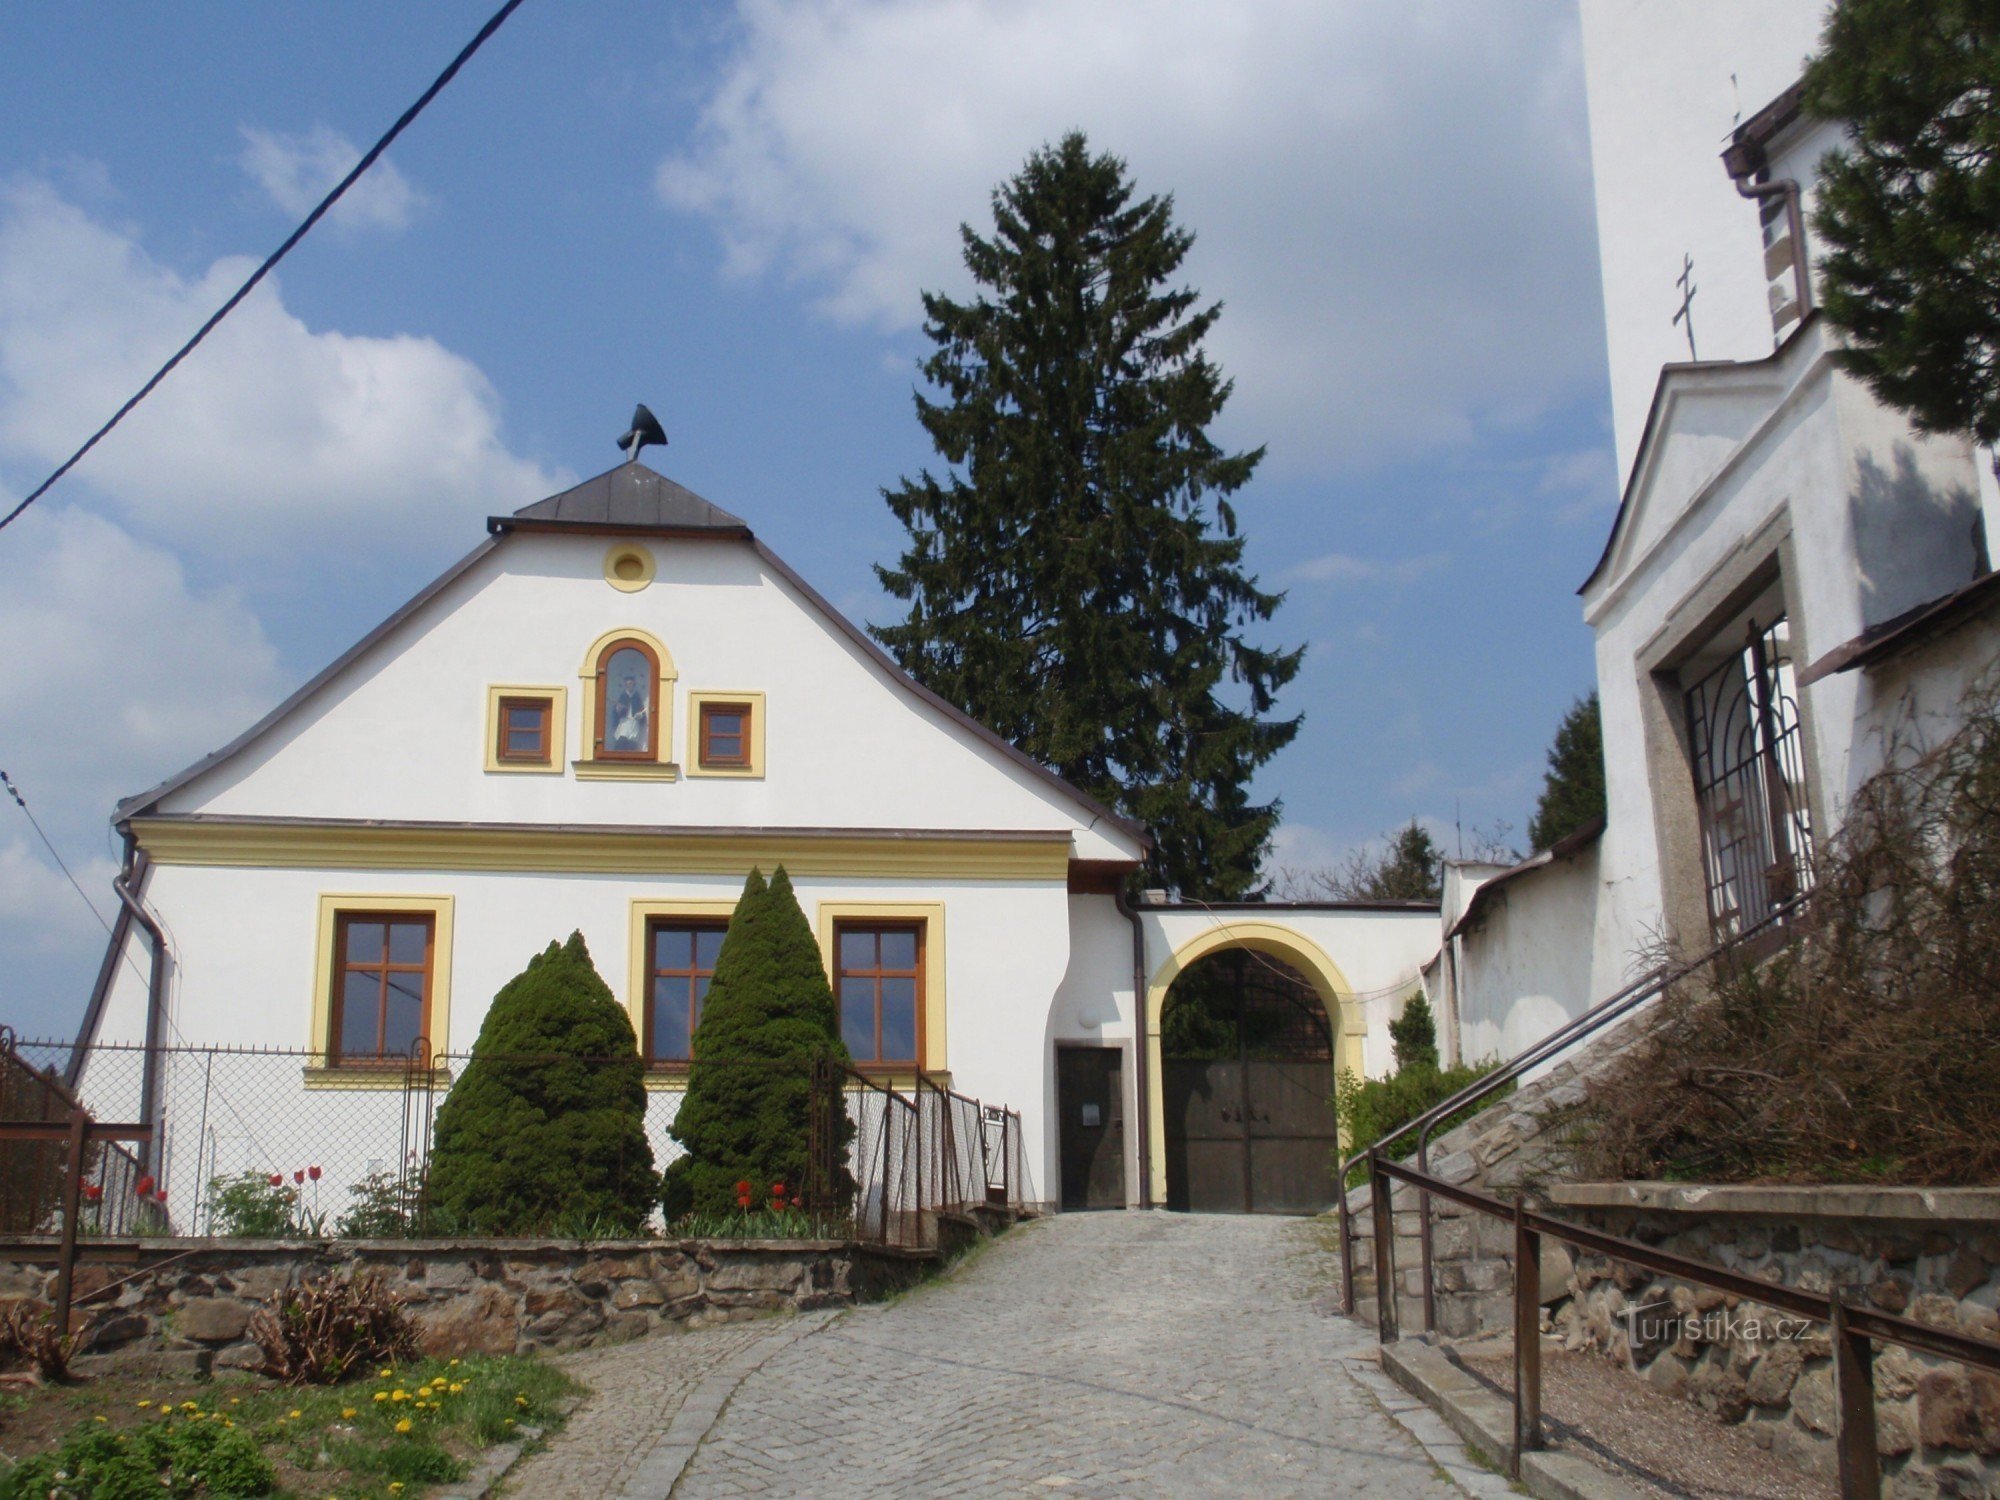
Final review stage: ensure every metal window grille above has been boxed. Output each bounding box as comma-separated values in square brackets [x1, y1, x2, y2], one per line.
[1684, 613, 1815, 937]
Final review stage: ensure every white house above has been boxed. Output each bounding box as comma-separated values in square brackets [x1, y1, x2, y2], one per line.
[1431, 1, 2000, 1062]
[75, 460, 1439, 1220]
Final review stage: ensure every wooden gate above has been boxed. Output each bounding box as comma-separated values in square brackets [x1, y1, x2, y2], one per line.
[1161, 950, 1338, 1215]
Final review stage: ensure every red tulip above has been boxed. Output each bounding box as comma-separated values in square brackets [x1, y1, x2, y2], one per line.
[736, 1194, 752, 1210]
[771, 1181, 786, 1195]
[268, 1173, 283, 1187]
[134, 1175, 154, 1197]
[293, 1169, 305, 1184]
[155, 1190, 167, 1203]
[307, 1165, 322, 1182]
[735, 1179, 752, 1195]
[82, 1184, 102, 1202]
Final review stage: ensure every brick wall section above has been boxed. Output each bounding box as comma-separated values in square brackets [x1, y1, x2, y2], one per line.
[0, 1230, 967, 1378]
[1548, 1185, 2000, 1496]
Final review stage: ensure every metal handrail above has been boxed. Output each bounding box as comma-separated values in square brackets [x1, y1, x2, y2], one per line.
[1337, 896, 1805, 1322]
[1366, 1151, 1999, 1498]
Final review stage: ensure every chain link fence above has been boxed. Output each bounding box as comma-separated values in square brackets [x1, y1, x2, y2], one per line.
[1, 1037, 1029, 1252]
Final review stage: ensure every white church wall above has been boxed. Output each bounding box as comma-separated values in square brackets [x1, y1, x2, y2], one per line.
[1450, 845, 1601, 1070]
[1580, 0, 1832, 486]
[154, 532, 1141, 866]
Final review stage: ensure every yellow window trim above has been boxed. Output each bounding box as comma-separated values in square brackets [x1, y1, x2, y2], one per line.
[603, 542, 656, 593]
[577, 625, 678, 768]
[303, 1065, 454, 1092]
[483, 684, 567, 775]
[309, 893, 455, 1068]
[686, 690, 766, 779]
[815, 901, 946, 1073]
[626, 898, 738, 1057]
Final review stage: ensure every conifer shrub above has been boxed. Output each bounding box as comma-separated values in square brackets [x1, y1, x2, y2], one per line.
[424, 932, 655, 1234]
[1336, 992, 1509, 1188]
[663, 868, 855, 1219]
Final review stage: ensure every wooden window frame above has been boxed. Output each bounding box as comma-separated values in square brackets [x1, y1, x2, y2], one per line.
[328, 911, 436, 1068]
[594, 637, 663, 762]
[494, 695, 553, 766]
[698, 700, 753, 769]
[833, 919, 925, 1068]
[643, 916, 729, 1067]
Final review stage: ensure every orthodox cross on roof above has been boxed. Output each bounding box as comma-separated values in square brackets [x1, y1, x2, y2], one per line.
[1672, 253, 1699, 360]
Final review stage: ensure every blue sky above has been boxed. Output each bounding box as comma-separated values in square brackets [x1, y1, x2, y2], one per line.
[0, 0, 1613, 1038]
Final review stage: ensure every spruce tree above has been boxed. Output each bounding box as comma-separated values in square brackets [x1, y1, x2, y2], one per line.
[874, 131, 1302, 899]
[663, 867, 855, 1219]
[1526, 693, 1606, 851]
[425, 932, 655, 1234]
[1805, 0, 2000, 456]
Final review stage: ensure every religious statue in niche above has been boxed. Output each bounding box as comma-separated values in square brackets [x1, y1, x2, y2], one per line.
[606, 647, 652, 753]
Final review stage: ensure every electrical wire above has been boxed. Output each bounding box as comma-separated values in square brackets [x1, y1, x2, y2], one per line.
[1, 769, 116, 940]
[0, 0, 531, 536]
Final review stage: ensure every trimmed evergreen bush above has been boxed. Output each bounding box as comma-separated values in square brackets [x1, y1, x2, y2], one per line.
[663, 867, 854, 1219]
[424, 932, 656, 1233]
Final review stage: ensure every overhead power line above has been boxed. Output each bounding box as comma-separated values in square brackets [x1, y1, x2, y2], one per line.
[0, 0, 530, 537]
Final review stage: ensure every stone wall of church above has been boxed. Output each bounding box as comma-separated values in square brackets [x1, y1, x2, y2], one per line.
[1550, 1185, 2000, 1496]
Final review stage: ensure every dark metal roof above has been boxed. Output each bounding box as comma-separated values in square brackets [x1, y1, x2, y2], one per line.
[1722, 79, 1808, 180]
[1798, 568, 2000, 686]
[488, 461, 750, 538]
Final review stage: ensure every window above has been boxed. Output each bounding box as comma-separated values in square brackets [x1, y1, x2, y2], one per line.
[1683, 610, 1815, 938]
[686, 691, 765, 778]
[835, 921, 922, 1065]
[699, 701, 750, 768]
[594, 638, 660, 759]
[496, 696, 551, 764]
[483, 685, 565, 774]
[330, 913, 434, 1064]
[645, 918, 727, 1064]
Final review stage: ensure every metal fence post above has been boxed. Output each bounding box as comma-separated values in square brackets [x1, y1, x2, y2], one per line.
[1832, 1298, 1881, 1500]
[1337, 1187, 1356, 1314]
[1512, 1198, 1543, 1475]
[52, 1109, 87, 1339]
[1368, 1151, 1398, 1343]
[1418, 1138, 1436, 1334]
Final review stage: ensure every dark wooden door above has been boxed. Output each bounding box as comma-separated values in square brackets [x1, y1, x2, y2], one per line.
[1056, 1047, 1126, 1210]
[1161, 950, 1339, 1214]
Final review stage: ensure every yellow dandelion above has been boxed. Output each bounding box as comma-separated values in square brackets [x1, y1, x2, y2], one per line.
[229, 1397, 240, 1405]
[395, 1417, 412, 1435]
[379, 1367, 392, 1378]
[515, 1395, 528, 1407]
[93, 1416, 107, 1424]
[341, 1408, 357, 1419]
[374, 1391, 389, 1402]
[449, 1358, 460, 1366]
[448, 1382, 463, 1394]
[289, 1408, 302, 1419]
[504, 1418, 516, 1428]
[181, 1401, 199, 1411]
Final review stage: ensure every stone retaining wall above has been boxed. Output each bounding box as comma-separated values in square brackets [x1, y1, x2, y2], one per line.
[0, 1231, 952, 1378]
[1549, 1184, 2000, 1498]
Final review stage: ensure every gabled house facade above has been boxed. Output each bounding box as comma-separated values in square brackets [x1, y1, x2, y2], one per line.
[78, 461, 1439, 1217]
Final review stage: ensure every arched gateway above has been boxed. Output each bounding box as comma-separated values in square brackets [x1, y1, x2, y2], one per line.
[1146, 925, 1355, 1214]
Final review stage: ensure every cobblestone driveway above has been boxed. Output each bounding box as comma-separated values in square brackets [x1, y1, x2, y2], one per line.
[522, 1213, 1489, 1499]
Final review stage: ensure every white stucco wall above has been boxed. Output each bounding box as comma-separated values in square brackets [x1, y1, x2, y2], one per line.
[1449, 845, 1602, 1068]
[154, 531, 1141, 865]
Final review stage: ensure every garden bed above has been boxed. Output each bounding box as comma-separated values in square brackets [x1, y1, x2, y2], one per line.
[0, 1352, 576, 1498]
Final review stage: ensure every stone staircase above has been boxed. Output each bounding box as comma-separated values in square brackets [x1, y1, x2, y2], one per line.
[1342, 1019, 1641, 1337]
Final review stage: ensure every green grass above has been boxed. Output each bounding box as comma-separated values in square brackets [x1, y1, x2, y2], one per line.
[0, 1352, 578, 1499]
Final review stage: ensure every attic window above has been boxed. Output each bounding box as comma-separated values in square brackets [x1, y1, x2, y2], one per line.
[604, 543, 655, 593]
[483, 685, 566, 774]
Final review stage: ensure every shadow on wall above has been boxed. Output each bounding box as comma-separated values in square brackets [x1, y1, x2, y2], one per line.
[1849, 444, 1985, 629]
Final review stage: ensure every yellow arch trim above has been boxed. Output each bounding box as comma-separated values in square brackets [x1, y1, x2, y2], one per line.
[577, 625, 678, 680]
[1143, 919, 1360, 1204]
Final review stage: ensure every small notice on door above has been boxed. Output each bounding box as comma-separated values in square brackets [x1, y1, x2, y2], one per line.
[1080, 1103, 1102, 1128]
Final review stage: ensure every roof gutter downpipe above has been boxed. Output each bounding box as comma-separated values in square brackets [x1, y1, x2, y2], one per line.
[1732, 174, 1814, 323]
[111, 842, 168, 1173]
[1114, 886, 1151, 1209]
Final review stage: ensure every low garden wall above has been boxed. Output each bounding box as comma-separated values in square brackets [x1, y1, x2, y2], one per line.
[1548, 1183, 2000, 1496]
[0, 1229, 965, 1377]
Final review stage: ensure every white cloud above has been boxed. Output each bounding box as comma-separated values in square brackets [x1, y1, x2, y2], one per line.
[0, 504, 292, 1031]
[657, 0, 1603, 476]
[1290, 551, 1450, 586]
[0, 178, 564, 561]
[238, 126, 424, 234]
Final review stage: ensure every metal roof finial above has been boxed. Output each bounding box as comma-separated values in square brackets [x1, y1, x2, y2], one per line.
[617, 404, 667, 463]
